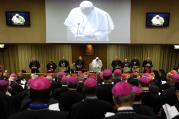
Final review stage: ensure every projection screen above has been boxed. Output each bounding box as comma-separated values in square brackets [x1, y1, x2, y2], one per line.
[46, 0, 131, 43]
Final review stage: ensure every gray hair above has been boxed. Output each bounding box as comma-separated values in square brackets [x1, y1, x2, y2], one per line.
[114, 93, 135, 104]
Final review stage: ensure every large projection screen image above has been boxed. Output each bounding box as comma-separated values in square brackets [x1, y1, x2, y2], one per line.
[46, 0, 131, 43]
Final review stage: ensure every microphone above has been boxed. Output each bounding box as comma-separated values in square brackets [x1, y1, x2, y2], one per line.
[76, 23, 80, 41]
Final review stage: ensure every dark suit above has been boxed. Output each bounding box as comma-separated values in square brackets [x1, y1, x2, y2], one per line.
[46, 62, 57, 73]
[75, 60, 85, 71]
[59, 60, 69, 68]
[143, 60, 153, 73]
[142, 60, 153, 67]
[69, 97, 113, 119]
[141, 91, 161, 114]
[8, 110, 68, 119]
[130, 59, 140, 72]
[96, 84, 114, 105]
[52, 87, 68, 100]
[111, 60, 123, 72]
[59, 59, 70, 73]
[131, 59, 140, 67]
[133, 104, 156, 117]
[29, 60, 40, 73]
[160, 87, 178, 106]
[57, 90, 84, 111]
[9, 81, 24, 96]
[20, 97, 63, 111]
[122, 61, 131, 73]
[122, 61, 131, 68]
[0, 92, 19, 119]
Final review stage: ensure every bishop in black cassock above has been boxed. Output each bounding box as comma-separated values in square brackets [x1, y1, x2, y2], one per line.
[29, 58, 40, 73]
[46, 61, 57, 73]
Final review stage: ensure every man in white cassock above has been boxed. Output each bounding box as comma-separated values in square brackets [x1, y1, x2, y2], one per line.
[12, 14, 25, 25]
[64, 1, 114, 41]
[151, 15, 165, 26]
[91, 57, 103, 73]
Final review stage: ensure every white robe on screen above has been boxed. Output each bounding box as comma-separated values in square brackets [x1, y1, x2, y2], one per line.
[151, 15, 165, 26]
[64, 1, 114, 41]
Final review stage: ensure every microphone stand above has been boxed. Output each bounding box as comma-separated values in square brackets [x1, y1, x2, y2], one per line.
[76, 23, 80, 41]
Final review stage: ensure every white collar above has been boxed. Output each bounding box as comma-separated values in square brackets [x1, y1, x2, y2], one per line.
[133, 101, 142, 105]
[102, 82, 114, 85]
[142, 87, 149, 91]
[117, 106, 133, 111]
[85, 96, 98, 100]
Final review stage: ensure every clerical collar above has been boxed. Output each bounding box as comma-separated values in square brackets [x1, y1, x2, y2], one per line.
[133, 101, 142, 105]
[85, 96, 98, 100]
[117, 106, 133, 111]
[102, 82, 114, 85]
[68, 88, 77, 91]
[62, 84, 68, 87]
[142, 87, 149, 92]
[29, 104, 49, 110]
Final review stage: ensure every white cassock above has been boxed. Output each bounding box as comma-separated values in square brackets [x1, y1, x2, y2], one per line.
[91, 59, 103, 73]
[151, 15, 165, 26]
[12, 14, 25, 25]
[64, 6, 114, 41]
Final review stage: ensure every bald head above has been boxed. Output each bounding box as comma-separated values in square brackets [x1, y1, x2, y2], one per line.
[115, 56, 119, 60]
[32, 57, 36, 61]
[79, 56, 83, 60]
[124, 58, 128, 62]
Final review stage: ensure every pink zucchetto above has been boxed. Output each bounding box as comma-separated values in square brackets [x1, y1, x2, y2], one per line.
[143, 73, 151, 78]
[62, 76, 69, 83]
[139, 77, 150, 84]
[31, 74, 38, 80]
[121, 73, 130, 79]
[84, 78, 97, 88]
[132, 86, 142, 94]
[170, 74, 179, 80]
[0, 80, 9, 90]
[113, 69, 122, 75]
[57, 72, 65, 77]
[10, 73, 17, 77]
[27, 78, 33, 86]
[170, 70, 177, 75]
[78, 74, 85, 80]
[47, 73, 55, 77]
[103, 69, 112, 78]
[168, 70, 177, 78]
[9, 73, 17, 81]
[89, 74, 97, 80]
[29, 76, 51, 90]
[112, 82, 132, 97]
[68, 76, 78, 84]
[99, 72, 103, 79]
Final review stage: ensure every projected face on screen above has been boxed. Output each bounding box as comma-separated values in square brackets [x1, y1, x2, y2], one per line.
[64, 1, 114, 41]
